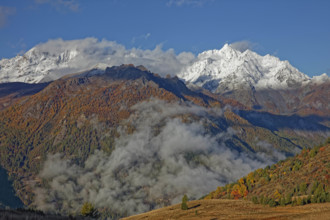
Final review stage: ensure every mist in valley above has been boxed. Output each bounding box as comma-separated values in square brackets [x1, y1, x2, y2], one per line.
[33, 99, 287, 216]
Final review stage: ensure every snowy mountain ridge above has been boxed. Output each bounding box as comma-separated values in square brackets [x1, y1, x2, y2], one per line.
[0, 38, 192, 84]
[0, 41, 328, 89]
[178, 44, 327, 92]
[0, 47, 80, 83]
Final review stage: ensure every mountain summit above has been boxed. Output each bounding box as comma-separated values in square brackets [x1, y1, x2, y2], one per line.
[0, 46, 80, 83]
[178, 44, 329, 115]
[0, 38, 192, 84]
[179, 44, 316, 92]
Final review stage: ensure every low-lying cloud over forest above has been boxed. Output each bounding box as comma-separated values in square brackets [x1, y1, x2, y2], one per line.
[33, 100, 286, 216]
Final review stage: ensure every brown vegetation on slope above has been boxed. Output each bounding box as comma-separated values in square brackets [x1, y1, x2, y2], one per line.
[123, 199, 330, 220]
[124, 140, 330, 220]
[206, 139, 330, 206]
[217, 81, 330, 116]
[0, 65, 225, 207]
[0, 65, 328, 215]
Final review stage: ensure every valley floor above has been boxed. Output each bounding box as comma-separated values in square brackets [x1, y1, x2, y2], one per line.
[122, 199, 330, 220]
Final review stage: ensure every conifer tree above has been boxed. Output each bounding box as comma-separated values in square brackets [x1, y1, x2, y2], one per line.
[285, 193, 292, 205]
[81, 202, 97, 217]
[181, 194, 188, 210]
[252, 196, 259, 204]
[297, 197, 303, 206]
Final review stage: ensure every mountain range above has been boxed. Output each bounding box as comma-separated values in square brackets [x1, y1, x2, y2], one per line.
[1, 42, 329, 87]
[0, 42, 329, 218]
[1, 42, 329, 116]
[179, 44, 328, 91]
[178, 44, 329, 115]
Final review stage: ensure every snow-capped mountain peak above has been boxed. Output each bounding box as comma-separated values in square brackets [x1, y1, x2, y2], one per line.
[0, 38, 195, 83]
[0, 39, 328, 89]
[0, 46, 81, 83]
[179, 44, 313, 92]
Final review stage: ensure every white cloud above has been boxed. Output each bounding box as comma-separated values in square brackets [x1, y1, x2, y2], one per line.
[145, 33, 151, 39]
[229, 40, 257, 52]
[255, 140, 287, 162]
[24, 38, 196, 81]
[131, 33, 151, 44]
[33, 99, 284, 216]
[167, 0, 213, 7]
[0, 6, 16, 28]
[34, 0, 80, 12]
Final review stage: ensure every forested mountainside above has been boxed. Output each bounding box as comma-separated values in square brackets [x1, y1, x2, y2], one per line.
[0, 65, 328, 218]
[123, 140, 330, 220]
[206, 138, 330, 206]
[0, 82, 49, 110]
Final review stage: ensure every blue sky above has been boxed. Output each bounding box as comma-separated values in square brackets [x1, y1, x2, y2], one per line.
[0, 0, 329, 76]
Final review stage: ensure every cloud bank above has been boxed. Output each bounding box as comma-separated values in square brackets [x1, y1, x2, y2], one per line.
[28, 38, 196, 81]
[33, 100, 286, 216]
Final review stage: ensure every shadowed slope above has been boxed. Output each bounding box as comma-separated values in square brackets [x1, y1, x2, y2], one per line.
[0, 82, 49, 110]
